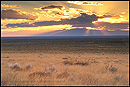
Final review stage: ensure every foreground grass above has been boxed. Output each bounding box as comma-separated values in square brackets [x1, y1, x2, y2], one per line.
[1, 53, 129, 86]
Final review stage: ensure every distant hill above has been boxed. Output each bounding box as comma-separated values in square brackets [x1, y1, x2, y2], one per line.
[36, 28, 129, 36]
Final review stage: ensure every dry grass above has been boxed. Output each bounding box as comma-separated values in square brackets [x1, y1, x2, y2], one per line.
[62, 60, 88, 66]
[56, 71, 69, 79]
[1, 52, 129, 86]
[28, 71, 51, 79]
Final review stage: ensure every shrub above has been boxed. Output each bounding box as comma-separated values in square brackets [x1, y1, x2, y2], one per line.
[75, 61, 88, 65]
[49, 65, 56, 72]
[25, 64, 32, 69]
[63, 60, 88, 66]
[9, 64, 14, 69]
[9, 63, 21, 70]
[63, 61, 73, 65]
[109, 65, 117, 72]
[13, 63, 21, 69]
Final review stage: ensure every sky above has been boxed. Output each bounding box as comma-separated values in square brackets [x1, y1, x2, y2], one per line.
[1, 1, 129, 37]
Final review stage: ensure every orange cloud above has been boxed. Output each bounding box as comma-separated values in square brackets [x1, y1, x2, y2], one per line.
[67, 1, 103, 6]
[120, 29, 129, 31]
[92, 13, 129, 24]
[34, 5, 94, 21]
[92, 17, 128, 23]
[1, 4, 21, 8]
[1, 9, 38, 20]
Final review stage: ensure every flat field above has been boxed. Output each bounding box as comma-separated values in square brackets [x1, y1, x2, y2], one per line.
[1, 37, 129, 86]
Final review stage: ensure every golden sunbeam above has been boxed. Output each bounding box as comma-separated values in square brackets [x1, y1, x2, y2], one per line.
[84, 29, 90, 36]
[44, 29, 68, 36]
[100, 29, 110, 35]
[1, 24, 73, 37]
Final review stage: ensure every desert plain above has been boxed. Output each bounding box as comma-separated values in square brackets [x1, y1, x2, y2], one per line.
[1, 37, 129, 86]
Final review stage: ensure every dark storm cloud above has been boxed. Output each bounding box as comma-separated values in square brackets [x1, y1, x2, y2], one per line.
[41, 5, 64, 10]
[1, 9, 38, 20]
[6, 21, 62, 28]
[64, 13, 100, 24]
[6, 13, 99, 27]
[33, 13, 100, 25]
[6, 22, 36, 28]
[101, 14, 121, 18]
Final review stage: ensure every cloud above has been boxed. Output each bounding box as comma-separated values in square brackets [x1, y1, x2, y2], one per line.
[4, 12, 129, 32]
[6, 13, 99, 27]
[6, 22, 36, 28]
[67, 1, 103, 6]
[35, 5, 65, 10]
[101, 14, 120, 18]
[93, 22, 129, 30]
[34, 5, 97, 21]
[1, 4, 21, 8]
[41, 5, 64, 10]
[93, 14, 129, 23]
[65, 13, 100, 24]
[37, 13, 100, 25]
[1, 9, 38, 20]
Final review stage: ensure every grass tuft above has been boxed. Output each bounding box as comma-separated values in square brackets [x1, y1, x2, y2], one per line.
[25, 64, 32, 69]
[9, 63, 21, 70]
[109, 65, 117, 72]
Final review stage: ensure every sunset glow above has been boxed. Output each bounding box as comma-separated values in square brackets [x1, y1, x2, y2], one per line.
[1, 1, 129, 37]
[1, 2, 129, 86]
[93, 17, 128, 23]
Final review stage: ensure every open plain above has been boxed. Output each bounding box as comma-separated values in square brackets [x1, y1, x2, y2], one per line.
[1, 37, 129, 86]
